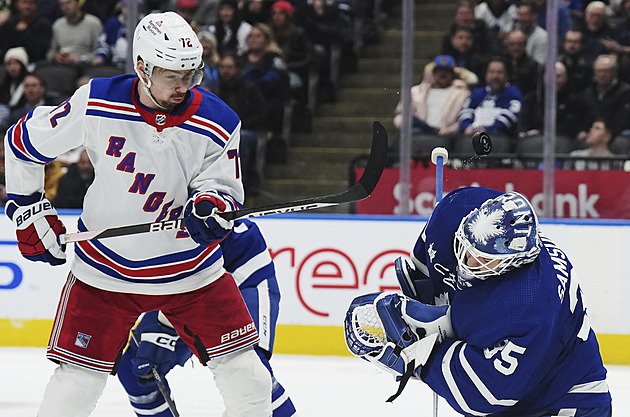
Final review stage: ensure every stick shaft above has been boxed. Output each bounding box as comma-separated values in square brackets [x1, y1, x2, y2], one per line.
[60, 121, 388, 244]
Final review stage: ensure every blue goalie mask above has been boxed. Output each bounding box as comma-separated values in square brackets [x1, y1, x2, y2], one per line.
[453, 192, 541, 282]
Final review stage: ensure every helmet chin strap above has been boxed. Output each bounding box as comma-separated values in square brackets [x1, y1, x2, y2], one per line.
[140, 77, 170, 111]
[136, 61, 171, 111]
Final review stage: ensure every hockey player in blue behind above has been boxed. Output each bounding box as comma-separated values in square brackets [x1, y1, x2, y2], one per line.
[118, 218, 297, 416]
[345, 187, 612, 416]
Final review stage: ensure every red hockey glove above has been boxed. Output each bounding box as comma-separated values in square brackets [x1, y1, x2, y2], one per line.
[7, 198, 67, 265]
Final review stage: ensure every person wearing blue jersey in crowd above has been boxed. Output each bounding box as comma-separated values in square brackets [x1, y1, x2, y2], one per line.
[457, 57, 523, 154]
[345, 187, 612, 416]
[118, 219, 297, 417]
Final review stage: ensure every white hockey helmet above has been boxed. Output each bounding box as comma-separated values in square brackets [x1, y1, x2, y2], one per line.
[453, 192, 541, 283]
[133, 11, 203, 86]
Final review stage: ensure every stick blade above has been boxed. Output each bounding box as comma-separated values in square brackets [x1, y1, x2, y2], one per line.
[317, 120, 388, 204]
[357, 121, 389, 197]
[220, 121, 388, 220]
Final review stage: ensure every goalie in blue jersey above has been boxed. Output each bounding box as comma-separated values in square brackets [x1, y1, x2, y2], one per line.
[345, 187, 612, 416]
[117, 219, 297, 417]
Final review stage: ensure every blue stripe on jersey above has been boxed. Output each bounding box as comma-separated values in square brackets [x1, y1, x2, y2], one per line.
[85, 109, 144, 123]
[8, 112, 55, 164]
[74, 244, 222, 283]
[177, 123, 228, 148]
[76, 218, 213, 267]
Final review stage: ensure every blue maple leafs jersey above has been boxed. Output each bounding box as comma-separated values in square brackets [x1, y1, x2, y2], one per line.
[411, 187, 611, 415]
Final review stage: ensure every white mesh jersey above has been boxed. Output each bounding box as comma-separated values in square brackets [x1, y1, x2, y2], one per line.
[4, 74, 244, 295]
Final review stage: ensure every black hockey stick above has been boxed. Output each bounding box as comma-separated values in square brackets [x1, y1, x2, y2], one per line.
[59, 121, 388, 244]
[130, 328, 181, 417]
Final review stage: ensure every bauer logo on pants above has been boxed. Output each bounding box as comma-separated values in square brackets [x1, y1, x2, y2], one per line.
[74, 332, 92, 349]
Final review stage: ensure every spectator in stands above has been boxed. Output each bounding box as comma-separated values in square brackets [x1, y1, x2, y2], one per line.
[81, 0, 120, 24]
[442, 25, 488, 83]
[6, 72, 48, 128]
[566, 117, 624, 170]
[0, 47, 29, 113]
[0, 0, 52, 63]
[270, 0, 313, 127]
[457, 57, 523, 153]
[0, 0, 10, 27]
[214, 52, 266, 193]
[47, 0, 103, 66]
[474, 0, 518, 42]
[175, 0, 201, 32]
[558, 29, 592, 94]
[293, 0, 351, 102]
[506, 29, 541, 97]
[198, 30, 221, 92]
[602, 0, 630, 83]
[571, 117, 615, 157]
[441, 0, 504, 58]
[242, 0, 270, 25]
[393, 55, 471, 154]
[93, 0, 134, 68]
[193, 0, 220, 27]
[575, 1, 616, 70]
[577, 54, 630, 143]
[532, 0, 572, 42]
[613, 0, 630, 49]
[207, 0, 252, 55]
[514, 1, 548, 66]
[53, 148, 95, 208]
[239, 23, 288, 133]
[519, 61, 589, 153]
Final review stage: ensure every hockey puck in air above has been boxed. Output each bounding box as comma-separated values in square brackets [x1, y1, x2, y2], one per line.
[471, 131, 492, 155]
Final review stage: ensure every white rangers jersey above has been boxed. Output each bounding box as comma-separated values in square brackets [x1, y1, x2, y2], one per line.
[4, 74, 244, 295]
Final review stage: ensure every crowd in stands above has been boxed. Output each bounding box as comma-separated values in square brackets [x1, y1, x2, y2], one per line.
[0, 0, 389, 204]
[395, 0, 630, 171]
[6, 0, 630, 210]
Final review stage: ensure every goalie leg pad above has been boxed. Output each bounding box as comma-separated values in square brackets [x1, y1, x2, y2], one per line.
[208, 346, 272, 417]
[38, 362, 108, 417]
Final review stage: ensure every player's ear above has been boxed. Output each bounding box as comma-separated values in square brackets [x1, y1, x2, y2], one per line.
[136, 59, 149, 84]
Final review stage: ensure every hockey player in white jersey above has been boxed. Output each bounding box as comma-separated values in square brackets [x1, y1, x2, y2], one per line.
[345, 187, 612, 416]
[118, 219, 297, 416]
[4, 12, 272, 417]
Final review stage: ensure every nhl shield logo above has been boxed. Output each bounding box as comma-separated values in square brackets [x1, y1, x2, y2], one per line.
[155, 113, 167, 125]
[74, 332, 92, 349]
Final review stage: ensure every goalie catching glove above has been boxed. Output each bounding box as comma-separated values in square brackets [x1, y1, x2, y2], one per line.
[184, 191, 234, 246]
[344, 292, 454, 401]
[6, 195, 67, 266]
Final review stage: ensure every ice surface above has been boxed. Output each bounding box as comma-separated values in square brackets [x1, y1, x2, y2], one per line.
[1, 347, 627, 416]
